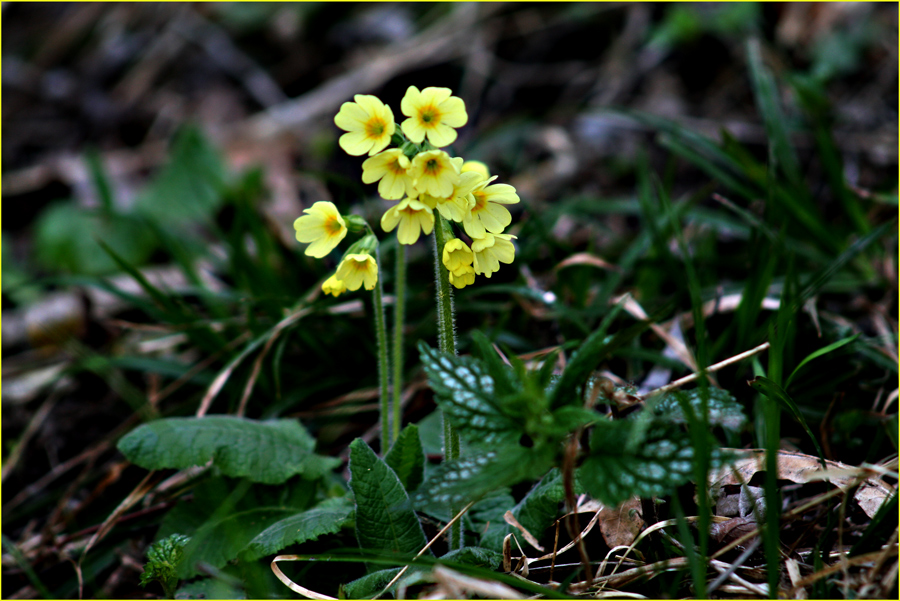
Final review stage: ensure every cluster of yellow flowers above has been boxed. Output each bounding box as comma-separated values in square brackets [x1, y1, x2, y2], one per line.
[294, 86, 519, 295]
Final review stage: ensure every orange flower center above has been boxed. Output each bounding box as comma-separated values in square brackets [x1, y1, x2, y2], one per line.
[425, 159, 441, 175]
[420, 107, 437, 124]
[325, 216, 342, 235]
[365, 118, 385, 138]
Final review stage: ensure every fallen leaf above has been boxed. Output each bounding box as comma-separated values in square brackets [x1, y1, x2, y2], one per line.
[598, 496, 644, 548]
[709, 449, 894, 518]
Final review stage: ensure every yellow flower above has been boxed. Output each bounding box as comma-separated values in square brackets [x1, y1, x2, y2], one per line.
[336, 253, 378, 291]
[462, 177, 520, 238]
[293, 201, 347, 258]
[400, 86, 468, 147]
[410, 150, 459, 198]
[442, 238, 474, 275]
[362, 149, 415, 200]
[449, 266, 476, 289]
[461, 160, 490, 180]
[381, 198, 435, 245]
[321, 274, 347, 297]
[334, 95, 395, 156]
[471, 233, 517, 277]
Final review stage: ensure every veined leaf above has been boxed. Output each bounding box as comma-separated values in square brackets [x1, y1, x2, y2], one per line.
[177, 506, 296, 578]
[651, 388, 747, 432]
[413, 446, 550, 509]
[481, 469, 578, 552]
[418, 342, 520, 447]
[117, 416, 340, 484]
[349, 439, 428, 555]
[241, 497, 354, 561]
[385, 424, 425, 493]
[581, 421, 698, 507]
[342, 568, 402, 599]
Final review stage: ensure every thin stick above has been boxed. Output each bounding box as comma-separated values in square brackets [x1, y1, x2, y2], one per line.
[646, 342, 770, 397]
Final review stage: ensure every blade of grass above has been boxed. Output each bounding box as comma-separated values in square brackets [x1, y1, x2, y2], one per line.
[785, 334, 860, 389]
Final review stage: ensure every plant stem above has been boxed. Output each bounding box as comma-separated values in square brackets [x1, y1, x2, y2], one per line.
[373, 245, 391, 455]
[391, 242, 406, 444]
[432, 217, 462, 550]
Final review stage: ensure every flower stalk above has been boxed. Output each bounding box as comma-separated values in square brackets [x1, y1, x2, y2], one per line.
[391, 242, 406, 444]
[372, 244, 392, 454]
[432, 216, 462, 550]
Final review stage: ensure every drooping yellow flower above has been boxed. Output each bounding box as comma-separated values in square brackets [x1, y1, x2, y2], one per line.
[361, 149, 415, 200]
[381, 198, 435, 245]
[471, 232, 517, 277]
[400, 86, 468, 147]
[462, 177, 520, 238]
[410, 150, 459, 198]
[321, 274, 347, 297]
[336, 253, 378, 291]
[448, 266, 476, 289]
[426, 170, 484, 222]
[293, 201, 347, 258]
[461, 160, 490, 180]
[442, 238, 474, 275]
[334, 95, 395, 156]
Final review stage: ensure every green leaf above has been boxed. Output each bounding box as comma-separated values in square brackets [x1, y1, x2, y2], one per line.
[176, 577, 246, 599]
[117, 416, 340, 484]
[581, 420, 698, 507]
[748, 376, 827, 468]
[348, 439, 428, 556]
[549, 310, 650, 410]
[342, 568, 402, 600]
[418, 342, 520, 448]
[385, 424, 426, 493]
[177, 507, 296, 578]
[34, 204, 156, 275]
[439, 547, 502, 570]
[241, 497, 354, 561]
[481, 469, 576, 552]
[651, 388, 747, 432]
[414, 446, 552, 510]
[140, 533, 189, 597]
[785, 334, 860, 388]
[133, 125, 228, 226]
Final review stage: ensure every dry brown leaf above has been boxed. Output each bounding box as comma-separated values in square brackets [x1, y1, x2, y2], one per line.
[503, 510, 545, 552]
[598, 496, 644, 548]
[555, 252, 619, 272]
[709, 449, 895, 518]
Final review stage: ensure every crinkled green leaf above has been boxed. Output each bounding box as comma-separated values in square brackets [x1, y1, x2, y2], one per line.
[349, 439, 428, 555]
[385, 424, 425, 493]
[413, 446, 551, 509]
[241, 497, 354, 561]
[481, 469, 582, 552]
[177, 507, 296, 578]
[580, 420, 697, 507]
[439, 547, 502, 570]
[418, 342, 519, 447]
[342, 567, 402, 599]
[652, 388, 747, 432]
[117, 416, 340, 484]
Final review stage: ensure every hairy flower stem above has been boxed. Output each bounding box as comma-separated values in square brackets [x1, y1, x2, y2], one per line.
[391, 243, 406, 444]
[373, 246, 392, 455]
[432, 217, 461, 550]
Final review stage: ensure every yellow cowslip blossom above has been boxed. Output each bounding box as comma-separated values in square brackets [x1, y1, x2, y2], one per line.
[336, 253, 378, 291]
[462, 177, 520, 238]
[381, 198, 435, 245]
[361, 149, 415, 200]
[400, 86, 468, 147]
[410, 150, 459, 198]
[321, 274, 347, 297]
[461, 160, 490, 180]
[427, 169, 484, 222]
[471, 232, 516, 277]
[293, 201, 347, 258]
[334, 95, 395, 156]
[448, 266, 476, 289]
[442, 238, 474, 275]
